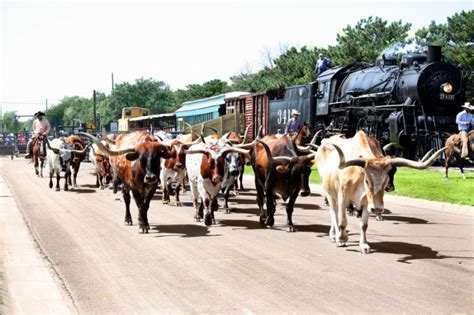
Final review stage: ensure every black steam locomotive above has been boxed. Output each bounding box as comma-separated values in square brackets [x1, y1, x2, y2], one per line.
[241, 46, 468, 159]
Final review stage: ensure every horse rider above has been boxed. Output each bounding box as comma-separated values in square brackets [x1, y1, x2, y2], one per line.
[25, 111, 51, 158]
[284, 109, 303, 135]
[455, 101, 474, 159]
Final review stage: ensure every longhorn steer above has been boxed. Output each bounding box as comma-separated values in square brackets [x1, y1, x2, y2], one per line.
[185, 138, 250, 226]
[46, 138, 89, 191]
[252, 135, 315, 232]
[64, 135, 88, 188]
[160, 134, 199, 206]
[89, 142, 113, 189]
[315, 131, 445, 253]
[80, 131, 174, 233]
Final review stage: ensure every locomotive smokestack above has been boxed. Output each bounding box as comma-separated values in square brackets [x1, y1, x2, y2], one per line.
[427, 46, 442, 63]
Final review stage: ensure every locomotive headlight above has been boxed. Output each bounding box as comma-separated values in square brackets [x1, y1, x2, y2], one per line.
[441, 83, 453, 93]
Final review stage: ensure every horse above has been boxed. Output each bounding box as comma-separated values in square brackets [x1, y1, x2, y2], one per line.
[293, 122, 311, 145]
[445, 130, 474, 179]
[30, 135, 47, 177]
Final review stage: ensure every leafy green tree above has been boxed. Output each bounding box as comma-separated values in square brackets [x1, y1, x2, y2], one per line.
[415, 10, 473, 99]
[1, 111, 29, 132]
[174, 79, 231, 106]
[112, 77, 176, 114]
[329, 16, 411, 65]
[415, 10, 473, 65]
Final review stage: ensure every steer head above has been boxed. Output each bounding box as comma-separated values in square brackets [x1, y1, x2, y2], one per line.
[186, 145, 250, 186]
[95, 153, 113, 184]
[331, 144, 445, 216]
[47, 139, 90, 171]
[257, 140, 315, 197]
[79, 132, 174, 185]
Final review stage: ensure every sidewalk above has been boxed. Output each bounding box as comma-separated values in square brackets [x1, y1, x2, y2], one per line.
[0, 176, 71, 314]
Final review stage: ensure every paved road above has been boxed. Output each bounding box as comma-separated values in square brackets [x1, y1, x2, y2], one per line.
[1, 157, 473, 313]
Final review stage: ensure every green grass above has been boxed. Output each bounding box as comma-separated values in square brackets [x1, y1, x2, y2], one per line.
[245, 166, 474, 206]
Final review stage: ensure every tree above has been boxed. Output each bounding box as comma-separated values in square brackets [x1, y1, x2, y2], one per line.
[415, 10, 473, 65]
[112, 78, 176, 114]
[415, 10, 473, 99]
[174, 79, 231, 106]
[329, 17, 411, 65]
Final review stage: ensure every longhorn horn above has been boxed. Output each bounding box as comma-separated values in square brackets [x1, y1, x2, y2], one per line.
[273, 156, 293, 162]
[297, 145, 312, 152]
[179, 138, 201, 149]
[234, 139, 257, 149]
[311, 130, 322, 144]
[45, 138, 60, 155]
[184, 122, 196, 140]
[256, 125, 264, 140]
[67, 143, 91, 155]
[241, 124, 251, 144]
[78, 132, 135, 156]
[205, 126, 220, 134]
[391, 147, 445, 169]
[383, 143, 394, 155]
[420, 149, 434, 162]
[219, 146, 250, 157]
[330, 144, 366, 169]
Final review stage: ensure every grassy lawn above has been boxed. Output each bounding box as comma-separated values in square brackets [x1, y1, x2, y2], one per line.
[245, 166, 474, 207]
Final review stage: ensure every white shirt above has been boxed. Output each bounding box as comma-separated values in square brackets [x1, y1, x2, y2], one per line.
[456, 110, 474, 132]
[32, 118, 51, 135]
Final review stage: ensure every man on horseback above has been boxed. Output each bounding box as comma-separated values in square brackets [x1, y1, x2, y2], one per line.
[456, 102, 474, 159]
[25, 111, 51, 158]
[285, 109, 303, 135]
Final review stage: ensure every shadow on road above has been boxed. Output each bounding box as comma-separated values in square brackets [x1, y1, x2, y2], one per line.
[151, 224, 218, 238]
[71, 188, 96, 193]
[81, 184, 100, 189]
[218, 219, 265, 230]
[366, 241, 474, 264]
[382, 215, 430, 224]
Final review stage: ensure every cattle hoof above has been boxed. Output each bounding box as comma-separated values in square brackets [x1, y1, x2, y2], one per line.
[225, 208, 230, 214]
[49, 183, 53, 189]
[287, 226, 296, 232]
[64, 187, 68, 192]
[139, 226, 149, 234]
[265, 217, 274, 227]
[204, 213, 213, 226]
[336, 241, 347, 247]
[359, 244, 371, 254]
[163, 200, 170, 205]
[375, 214, 384, 221]
[55, 187, 60, 192]
[176, 201, 181, 207]
[330, 237, 336, 243]
[194, 215, 201, 222]
[259, 215, 266, 225]
[124, 220, 133, 226]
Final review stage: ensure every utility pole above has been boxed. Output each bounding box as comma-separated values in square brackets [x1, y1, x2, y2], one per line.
[45, 98, 48, 111]
[93, 90, 97, 132]
[111, 73, 115, 91]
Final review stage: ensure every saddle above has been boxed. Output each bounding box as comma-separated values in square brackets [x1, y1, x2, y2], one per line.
[32, 135, 46, 156]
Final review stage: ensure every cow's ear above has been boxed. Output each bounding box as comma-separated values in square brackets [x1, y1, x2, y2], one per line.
[125, 152, 139, 161]
[160, 145, 175, 158]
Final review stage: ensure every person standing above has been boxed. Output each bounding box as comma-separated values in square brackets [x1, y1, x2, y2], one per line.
[285, 109, 303, 134]
[25, 111, 51, 158]
[455, 102, 474, 158]
[315, 53, 331, 75]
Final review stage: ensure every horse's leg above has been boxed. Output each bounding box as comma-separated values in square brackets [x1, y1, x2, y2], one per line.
[459, 158, 466, 179]
[34, 156, 39, 176]
[40, 158, 44, 178]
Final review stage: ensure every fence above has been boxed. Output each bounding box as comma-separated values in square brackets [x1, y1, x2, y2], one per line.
[179, 112, 245, 136]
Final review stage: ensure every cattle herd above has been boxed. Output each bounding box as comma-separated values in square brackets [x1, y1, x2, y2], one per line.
[27, 125, 446, 254]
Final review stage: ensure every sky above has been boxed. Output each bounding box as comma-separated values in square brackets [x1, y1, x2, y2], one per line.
[1, 0, 472, 117]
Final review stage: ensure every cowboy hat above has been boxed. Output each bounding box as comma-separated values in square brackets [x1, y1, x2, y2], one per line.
[461, 102, 472, 109]
[291, 109, 300, 115]
[35, 111, 46, 117]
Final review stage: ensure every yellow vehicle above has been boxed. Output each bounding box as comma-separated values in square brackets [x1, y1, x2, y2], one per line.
[118, 107, 150, 132]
